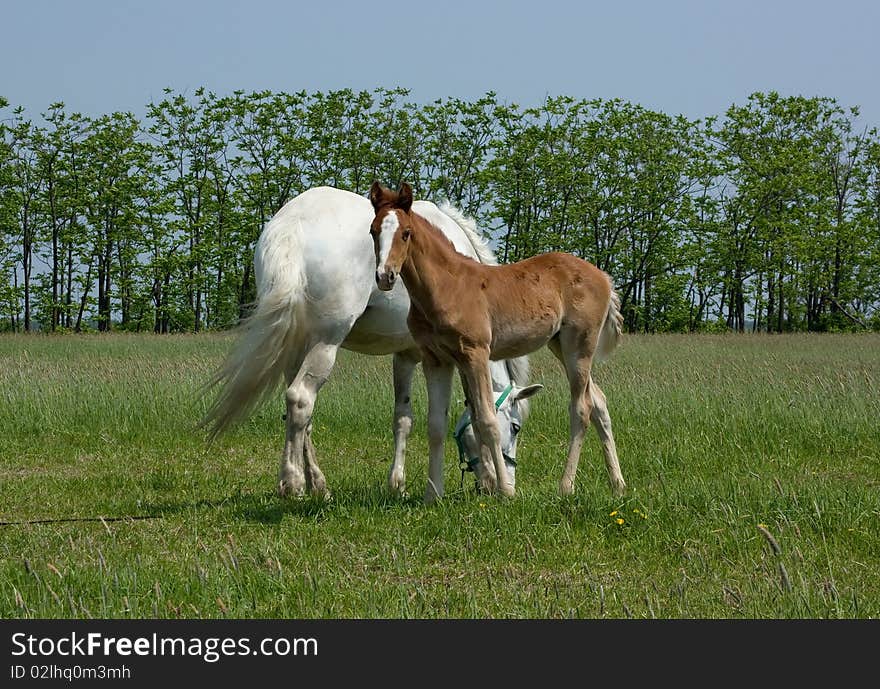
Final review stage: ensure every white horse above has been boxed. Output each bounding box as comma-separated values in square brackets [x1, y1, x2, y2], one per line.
[201, 186, 541, 502]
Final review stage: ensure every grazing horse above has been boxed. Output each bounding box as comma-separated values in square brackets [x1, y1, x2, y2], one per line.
[201, 186, 536, 499]
[369, 181, 626, 500]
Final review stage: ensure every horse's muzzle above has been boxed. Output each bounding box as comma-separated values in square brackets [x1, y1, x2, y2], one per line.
[376, 269, 396, 291]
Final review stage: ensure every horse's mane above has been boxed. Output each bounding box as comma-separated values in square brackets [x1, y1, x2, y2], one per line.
[437, 202, 498, 267]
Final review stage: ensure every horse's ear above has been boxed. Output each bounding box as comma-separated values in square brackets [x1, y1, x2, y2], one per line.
[513, 384, 544, 402]
[369, 181, 386, 210]
[397, 182, 413, 213]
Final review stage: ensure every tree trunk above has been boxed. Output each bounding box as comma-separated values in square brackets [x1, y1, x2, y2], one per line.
[75, 259, 94, 333]
[49, 176, 60, 332]
[776, 271, 784, 333]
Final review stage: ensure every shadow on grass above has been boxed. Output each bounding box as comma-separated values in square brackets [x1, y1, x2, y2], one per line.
[133, 482, 429, 526]
[2, 479, 574, 529]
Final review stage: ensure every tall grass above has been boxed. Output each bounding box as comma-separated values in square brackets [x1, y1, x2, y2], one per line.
[1, 332, 877, 618]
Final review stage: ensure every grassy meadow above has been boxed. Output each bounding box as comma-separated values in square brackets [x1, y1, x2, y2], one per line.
[0, 332, 878, 618]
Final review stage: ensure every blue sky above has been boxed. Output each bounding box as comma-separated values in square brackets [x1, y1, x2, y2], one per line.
[3, 0, 878, 128]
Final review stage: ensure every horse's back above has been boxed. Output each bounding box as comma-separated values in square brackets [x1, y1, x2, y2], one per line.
[256, 186, 377, 341]
[412, 201, 484, 260]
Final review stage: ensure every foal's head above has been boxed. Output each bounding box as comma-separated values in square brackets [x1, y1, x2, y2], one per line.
[369, 181, 414, 291]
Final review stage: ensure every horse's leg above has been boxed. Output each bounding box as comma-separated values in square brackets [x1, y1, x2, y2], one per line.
[302, 421, 329, 498]
[422, 357, 454, 504]
[279, 341, 338, 498]
[589, 379, 626, 497]
[387, 349, 420, 496]
[549, 332, 594, 496]
[461, 351, 514, 497]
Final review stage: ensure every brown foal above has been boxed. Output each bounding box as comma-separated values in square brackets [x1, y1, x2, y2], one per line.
[369, 182, 626, 502]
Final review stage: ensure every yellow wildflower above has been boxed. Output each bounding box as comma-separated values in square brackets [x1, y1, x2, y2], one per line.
[615, 518, 625, 525]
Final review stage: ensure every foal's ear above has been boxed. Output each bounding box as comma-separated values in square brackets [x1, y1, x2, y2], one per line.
[397, 182, 413, 213]
[513, 384, 544, 402]
[369, 180, 387, 210]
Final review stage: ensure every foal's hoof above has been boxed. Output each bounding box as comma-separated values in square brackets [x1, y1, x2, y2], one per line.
[498, 482, 516, 498]
[423, 483, 443, 505]
[476, 475, 497, 494]
[387, 472, 407, 497]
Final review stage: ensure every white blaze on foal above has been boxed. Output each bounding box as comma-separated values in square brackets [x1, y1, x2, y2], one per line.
[375, 212, 400, 290]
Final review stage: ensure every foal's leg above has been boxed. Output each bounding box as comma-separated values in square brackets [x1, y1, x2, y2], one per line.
[279, 341, 338, 498]
[549, 333, 594, 496]
[461, 352, 514, 498]
[458, 370, 498, 490]
[387, 349, 420, 496]
[423, 359, 454, 504]
[589, 379, 626, 497]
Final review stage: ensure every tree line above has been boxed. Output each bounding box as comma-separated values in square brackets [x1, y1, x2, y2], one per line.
[1, 88, 878, 334]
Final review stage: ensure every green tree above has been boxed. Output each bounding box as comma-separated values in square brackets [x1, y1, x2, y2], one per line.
[488, 97, 712, 331]
[417, 93, 499, 218]
[31, 104, 90, 331]
[712, 93, 868, 331]
[365, 88, 423, 193]
[0, 96, 20, 330]
[5, 109, 42, 331]
[79, 112, 151, 331]
[147, 88, 229, 332]
[223, 90, 311, 319]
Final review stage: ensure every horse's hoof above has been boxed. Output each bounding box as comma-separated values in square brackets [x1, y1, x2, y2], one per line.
[310, 486, 332, 501]
[307, 475, 330, 499]
[277, 480, 306, 499]
[611, 479, 627, 498]
[558, 479, 575, 497]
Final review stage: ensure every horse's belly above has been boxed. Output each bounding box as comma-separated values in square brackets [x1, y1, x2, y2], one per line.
[342, 324, 414, 354]
[342, 285, 416, 354]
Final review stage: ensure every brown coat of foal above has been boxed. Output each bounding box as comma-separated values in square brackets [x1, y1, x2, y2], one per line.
[369, 182, 626, 502]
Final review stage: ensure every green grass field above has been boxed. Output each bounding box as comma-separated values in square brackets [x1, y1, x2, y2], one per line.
[1, 332, 878, 618]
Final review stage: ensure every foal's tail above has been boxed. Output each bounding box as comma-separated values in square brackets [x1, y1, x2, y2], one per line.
[597, 274, 624, 361]
[200, 211, 306, 440]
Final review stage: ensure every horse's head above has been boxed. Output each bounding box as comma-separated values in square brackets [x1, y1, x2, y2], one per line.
[454, 382, 543, 490]
[369, 181, 414, 291]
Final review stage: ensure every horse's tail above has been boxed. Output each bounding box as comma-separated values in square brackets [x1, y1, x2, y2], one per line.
[597, 273, 624, 361]
[200, 211, 306, 440]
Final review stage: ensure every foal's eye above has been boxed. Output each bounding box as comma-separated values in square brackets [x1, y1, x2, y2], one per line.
[402, 228, 411, 241]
